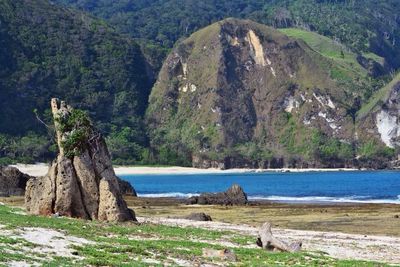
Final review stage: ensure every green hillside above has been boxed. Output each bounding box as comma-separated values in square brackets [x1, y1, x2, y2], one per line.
[279, 28, 369, 77]
[357, 72, 400, 120]
[0, 0, 152, 164]
[1, 0, 400, 166]
[146, 19, 374, 168]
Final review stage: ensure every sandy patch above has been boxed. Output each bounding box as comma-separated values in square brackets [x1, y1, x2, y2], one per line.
[10, 163, 50, 177]
[7, 261, 37, 267]
[139, 216, 400, 264]
[0, 227, 94, 259]
[12, 163, 359, 177]
[19, 227, 93, 258]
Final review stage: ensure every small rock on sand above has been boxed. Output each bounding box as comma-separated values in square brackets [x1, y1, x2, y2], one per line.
[185, 212, 212, 221]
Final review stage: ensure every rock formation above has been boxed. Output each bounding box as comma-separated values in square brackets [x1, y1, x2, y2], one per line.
[188, 184, 247, 205]
[185, 212, 212, 221]
[0, 166, 32, 197]
[25, 98, 135, 221]
[358, 73, 400, 167]
[117, 178, 137, 196]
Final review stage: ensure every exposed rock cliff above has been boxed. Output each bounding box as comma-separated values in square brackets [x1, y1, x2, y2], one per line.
[25, 99, 135, 221]
[147, 18, 363, 168]
[357, 73, 400, 167]
[0, 166, 32, 197]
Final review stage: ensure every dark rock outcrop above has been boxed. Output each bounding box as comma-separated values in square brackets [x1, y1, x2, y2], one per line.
[25, 99, 135, 222]
[185, 212, 212, 221]
[188, 184, 247, 205]
[117, 177, 137, 196]
[0, 166, 32, 197]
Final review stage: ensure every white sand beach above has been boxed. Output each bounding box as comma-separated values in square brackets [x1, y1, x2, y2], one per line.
[11, 163, 360, 177]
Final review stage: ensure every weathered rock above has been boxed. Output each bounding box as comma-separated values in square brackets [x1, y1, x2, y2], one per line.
[0, 166, 32, 197]
[117, 177, 137, 196]
[185, 212, 212, 221]
[25, 99, 135, 222]
[188, 184, 247, 205]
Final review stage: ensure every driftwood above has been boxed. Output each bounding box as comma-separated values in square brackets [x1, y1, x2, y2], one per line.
[257, 222, 302, 252]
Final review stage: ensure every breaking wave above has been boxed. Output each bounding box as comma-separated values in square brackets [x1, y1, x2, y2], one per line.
[248, 195, 400, 204]
[137, 193, 400, 204]
[138, 192, 200, 198]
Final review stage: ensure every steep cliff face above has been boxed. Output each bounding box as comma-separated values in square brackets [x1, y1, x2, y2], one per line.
[357, 74, 400, 167]
[147, 19, 364, 168]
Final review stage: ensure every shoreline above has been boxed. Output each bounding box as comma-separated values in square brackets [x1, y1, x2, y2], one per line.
[10, 163, 399, 205]
[11, 163, 366, 177]
[135, 195, 400, 205]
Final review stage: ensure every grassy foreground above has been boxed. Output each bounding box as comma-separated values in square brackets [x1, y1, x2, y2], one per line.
[0, 204, 390, 266]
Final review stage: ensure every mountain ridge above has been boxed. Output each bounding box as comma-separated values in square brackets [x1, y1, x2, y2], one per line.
[146, 18, 386, 168]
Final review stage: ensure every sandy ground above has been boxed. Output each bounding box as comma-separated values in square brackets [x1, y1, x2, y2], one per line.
[140, 216, 400, 264]
[11, 163, 359, 177]
[0, 222, 92, 266]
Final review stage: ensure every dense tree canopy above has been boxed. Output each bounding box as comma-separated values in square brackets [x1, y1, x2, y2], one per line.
[0, 0, 152, 163]
[56, 0, 400, 71]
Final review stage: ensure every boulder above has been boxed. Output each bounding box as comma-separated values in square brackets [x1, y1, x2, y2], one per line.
[117, 177, 137, 196]
[0, 166, 32, 197]
[185, 212, 212, 221]
[25, 99, 135, 222]
[188, 184, 247, 205]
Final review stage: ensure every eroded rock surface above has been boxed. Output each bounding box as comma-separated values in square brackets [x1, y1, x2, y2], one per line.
[25, 99, 135, 221]
[188, 184, 247, 205]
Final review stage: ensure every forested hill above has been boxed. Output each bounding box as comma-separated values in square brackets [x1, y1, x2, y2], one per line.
[54, 0, 400, 72]
[0, 0, 152, 164]
[1, 0, 400, 167]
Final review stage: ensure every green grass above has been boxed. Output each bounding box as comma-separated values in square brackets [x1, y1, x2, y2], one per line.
[279, 28, 370, 80]
[0, 204, 390, 266]
[363, 52, 385, 65]
[279, 28, 349, 59]
[357, 72, 400, 120]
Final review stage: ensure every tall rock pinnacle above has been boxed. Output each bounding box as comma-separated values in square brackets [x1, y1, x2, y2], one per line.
[25, 98, 135, 222]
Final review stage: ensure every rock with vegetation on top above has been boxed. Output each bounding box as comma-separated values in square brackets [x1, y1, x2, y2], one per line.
[25, 99, 135, 222]
[0, 166, 32, 197]
[188, 184, 247, 205]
